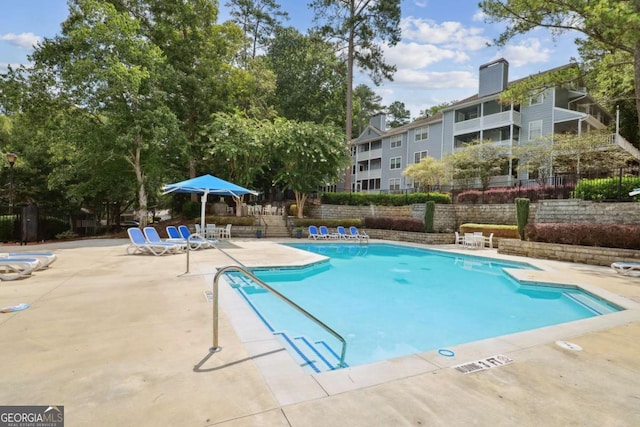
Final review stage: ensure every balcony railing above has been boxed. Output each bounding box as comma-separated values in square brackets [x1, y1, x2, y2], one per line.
[453, 110, 521, 135]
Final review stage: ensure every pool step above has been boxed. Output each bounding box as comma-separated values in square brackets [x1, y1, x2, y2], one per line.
[225, 272, 346, 373]
[563, 292, 618, 315]
[274, 331, 345, 373]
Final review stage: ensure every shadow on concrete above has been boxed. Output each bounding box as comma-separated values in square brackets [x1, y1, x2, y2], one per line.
[193, 348, 286, 373]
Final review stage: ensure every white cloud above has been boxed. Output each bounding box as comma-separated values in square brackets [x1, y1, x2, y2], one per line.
[401, 17, 491, 51]
[390, 69, 477, 90]
[383, 41, 469, 70]
[497, 38, 551, 67]
[0, 61, 27, 73]
[472, 10, 486, 22]
[0, 32, 41, 49]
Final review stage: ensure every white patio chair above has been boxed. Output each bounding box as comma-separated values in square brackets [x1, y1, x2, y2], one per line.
[205, 224, 217, 239]
[483, 233, 494, 248]
[219, 224, 232, 239]
[454, 231, 465, 245]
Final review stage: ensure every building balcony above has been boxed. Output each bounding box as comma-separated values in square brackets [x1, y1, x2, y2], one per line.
[453, 110, 521, 135]
[354, 168, 382, 180]
[355, 147, 382, 160]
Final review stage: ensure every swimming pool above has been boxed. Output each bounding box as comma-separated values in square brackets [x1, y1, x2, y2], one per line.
[225, 243, 621, 373]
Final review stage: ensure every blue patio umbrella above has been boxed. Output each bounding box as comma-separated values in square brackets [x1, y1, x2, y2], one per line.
[162, 174, 258, 233]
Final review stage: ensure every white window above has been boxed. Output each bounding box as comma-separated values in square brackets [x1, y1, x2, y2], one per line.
[389, 178, 401, 190]
[414, 151, 428, 163]
[529, 93, 544, 105]
[390, 157, 401, 170]
[528, 120, 543, 140]
[415, 126, 428, 141]
[390, 135, 402, 148]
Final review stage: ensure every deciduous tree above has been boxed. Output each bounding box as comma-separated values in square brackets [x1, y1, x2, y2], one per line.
[445, 140, 510, 190]
[271, 119, 351, 217]
[31, 0, 179, 226]
[402, 156, 448, 191]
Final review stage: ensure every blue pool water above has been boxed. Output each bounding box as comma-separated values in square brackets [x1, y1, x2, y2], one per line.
[226, 243, 620, 372]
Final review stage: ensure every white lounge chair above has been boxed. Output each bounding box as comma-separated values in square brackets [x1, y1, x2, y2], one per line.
[349, 226, 369, 241]
[319, 225, 338, 239]
[143, 227, 185, 253]
[611, 261, 640, 276]
[0, 252, 57, 269]
[166, 226, 188, 244]
[178, 225, 216, 250]
[126, 228, 181, 256]
[336, 226, 356, 239]
[0, 257, 41, 281]
[308, 225, 322, 240]
[454, 231, 465, 245]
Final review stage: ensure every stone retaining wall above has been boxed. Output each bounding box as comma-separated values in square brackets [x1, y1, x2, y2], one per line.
[308, 199, 640, 230]
[498, 238, 640, 266]
[365, 229, 453, 245]
[534, 200, 640, 224]
[306, 204, 411, 219]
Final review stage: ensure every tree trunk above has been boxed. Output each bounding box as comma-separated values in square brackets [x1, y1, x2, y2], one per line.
[634, 38, 640, 141]
[233, 195, 244, 217]
[295, 191, 307, 218]
[343, 5, 355, 193]
[133, 134, 148, 227]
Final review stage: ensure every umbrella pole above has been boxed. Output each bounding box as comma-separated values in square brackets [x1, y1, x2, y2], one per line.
[200, 192, 208, 235]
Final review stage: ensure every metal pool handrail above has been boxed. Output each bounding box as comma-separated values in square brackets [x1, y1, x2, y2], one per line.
[211, 265, 348, 369]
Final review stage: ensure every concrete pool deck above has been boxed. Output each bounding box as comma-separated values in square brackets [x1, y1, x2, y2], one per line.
[1, 238, 639, 426]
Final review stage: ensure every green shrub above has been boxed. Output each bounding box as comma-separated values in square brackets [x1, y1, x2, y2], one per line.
[203, 215, 255, 226]
[574, 176, 640, 201]
[424, 201, 435, 232]
[43, 216, 70, 240]
[321, 191, 450, 206]
[515, 198, 530, 240]
[55, 230, 78, 240]
[181, 200, 201, 219]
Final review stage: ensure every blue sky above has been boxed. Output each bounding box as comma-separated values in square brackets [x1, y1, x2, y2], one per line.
[1, 0, 581, 118]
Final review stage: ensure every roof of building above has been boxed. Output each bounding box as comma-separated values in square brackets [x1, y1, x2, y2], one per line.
[352, 61, 585, 143]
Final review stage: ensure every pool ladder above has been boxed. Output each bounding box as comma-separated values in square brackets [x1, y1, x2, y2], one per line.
[211, 265, 348, 369]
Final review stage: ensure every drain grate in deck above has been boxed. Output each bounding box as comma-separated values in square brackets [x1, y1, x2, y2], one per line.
[204, 290, 213, 303]
[453, 354, 513, 374]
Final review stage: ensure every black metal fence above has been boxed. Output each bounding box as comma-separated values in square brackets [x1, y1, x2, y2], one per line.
[0, 204, 71, 244]
[367, 167, 640, 204]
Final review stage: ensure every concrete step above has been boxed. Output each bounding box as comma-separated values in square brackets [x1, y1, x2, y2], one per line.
[262, 226, 291, 238]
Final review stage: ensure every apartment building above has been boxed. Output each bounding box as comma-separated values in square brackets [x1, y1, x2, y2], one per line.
[349, 58, 620, 193]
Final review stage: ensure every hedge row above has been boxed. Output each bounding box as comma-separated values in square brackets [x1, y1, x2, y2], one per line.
[574, 176, 640, 201]
[363, 216, 424, 232]
[322, 191, 451, 206]
[456, 185, 572, 204]
[525, 223, 640, 249]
